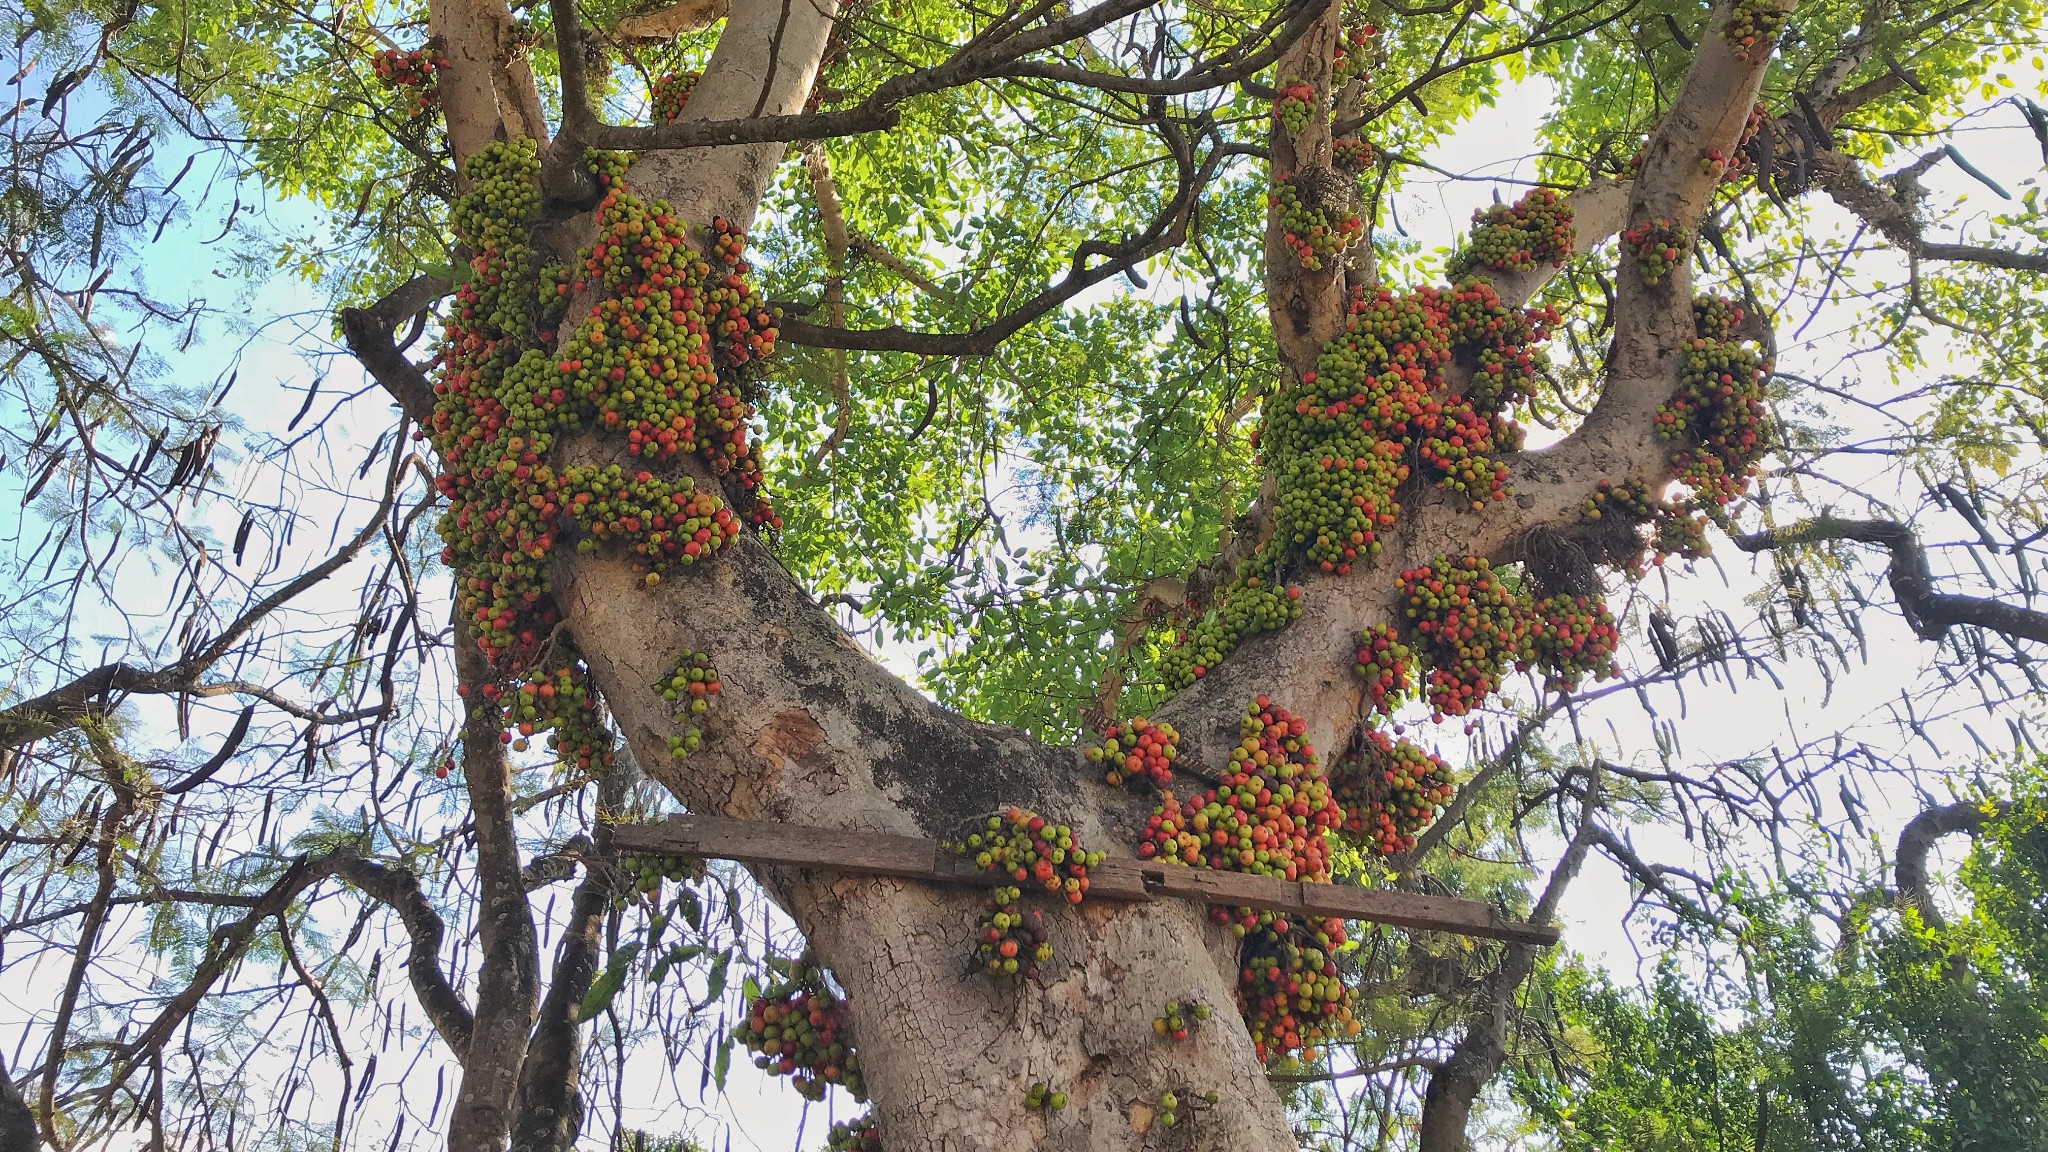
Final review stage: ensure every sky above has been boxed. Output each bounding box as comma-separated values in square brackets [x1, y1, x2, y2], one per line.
[4, 28, 2047, 1152]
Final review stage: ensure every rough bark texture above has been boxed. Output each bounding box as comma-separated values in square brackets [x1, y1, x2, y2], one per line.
[1895, 800, 2006, 930]
[448, 632, 542, 1152]
[526, 4, 1301, 1146]
[429, 0, 549, 169]
[0, 1052, 33, 1152]
[556, 535, 1297, 1150]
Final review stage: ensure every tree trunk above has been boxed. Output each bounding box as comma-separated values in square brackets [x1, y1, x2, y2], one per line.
[555, 538, 1300, 1150]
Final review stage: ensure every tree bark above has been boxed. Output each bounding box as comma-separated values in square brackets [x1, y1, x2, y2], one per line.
[0, 1050, 34, 1152]
[554, 536, 1299, 1150]
[447, 629, 542, 1152]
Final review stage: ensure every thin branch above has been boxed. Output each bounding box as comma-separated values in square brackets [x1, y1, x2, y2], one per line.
[779, 128, 1238, 354]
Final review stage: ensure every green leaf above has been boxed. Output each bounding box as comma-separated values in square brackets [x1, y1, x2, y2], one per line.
[575, 940, 642, 1022]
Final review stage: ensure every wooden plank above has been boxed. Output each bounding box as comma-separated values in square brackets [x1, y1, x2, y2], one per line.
[1121, 863, 1557, 946]
[614, 814, 949, 882]
[612, 815, 1557, 946]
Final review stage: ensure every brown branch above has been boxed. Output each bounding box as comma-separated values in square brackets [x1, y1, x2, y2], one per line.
[803, 144, 854, 469]
[39, 737, 137, 1148]
[340, 274, 450, 424]
[558, 0, 1312, 156]
[1585, 823, 1727, 929]
[330, 856, 477, 1055]
[0, 1048, 34, 1152]
[508, 765, 627, 1152]
[429, 0, 548, 172]
[1730, 516, 2048, 645]
[615, 0, 728, 41]
[0, 448, 418, 749]
[1812, 148, 2048, 272]
[274, 912, 355, 1122]
[1268, 1055, 1441, 1084]
[445, 621, 540, 1152]
[847, 233, 961, 303]
[1417, 767, 1600, 1152]
[114, 853, 345, 1076]
[1894, 799, 2007, 929]
[997, 0, 1324, 96]
[1913, 241, 2048, 273]
[1261, 0, 1347, 371]
[778, 130, 1235, 355]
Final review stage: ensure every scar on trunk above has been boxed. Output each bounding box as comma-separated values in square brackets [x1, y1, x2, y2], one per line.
[745, 707, 838, 803]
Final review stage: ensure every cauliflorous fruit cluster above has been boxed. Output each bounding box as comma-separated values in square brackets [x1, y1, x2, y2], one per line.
[1273, 78, 1317, 136]
[1692, 294, 1746, 339]
[947, 808, 1105, 904]
[1331, 135, 1378, 174]
[1023, 1082, 1069, 1110]
[1622, 218, 1689, 283]
[1398, 556, 1533, 718]
[657, 650, 720, 759]
[1271, 176, 1364, 270]
[825, 1117, 881, 1151]
[372, 47, 447, 118]
[1330, 729, 1455, 856]
[1331, 22, 1378, 90]
[1152, 998, 1212, 1040]
[1581, 477, 1711, 575]
[429, 141, 780, 760]
[1724, 0, 1791, 61]
[1657, 336, 1771, 509]
[1399, 555, 1621, 714]
[1227, 909, 1359, 1061]
[1087, 716, 1180, 787]
[1527, 593, 1622, 691]
[1264, 278, 1551, 576]
[486, 663, 613, 770]
[973, 885, 1050, 979]
[1351, 625, 1415, 716]
[734, 957, 865, 1100]
[1149, 1086, 1223, 1129]
[1158, 572, 1303, 690]
[651, 71, 698, 123]
[1139, 698, 1343, 882]
[616, 850, 706, 908]
[1449, 188, 1575, 276]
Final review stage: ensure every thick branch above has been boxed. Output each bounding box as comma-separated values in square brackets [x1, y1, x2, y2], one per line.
[559, 0, 1281, 154]
[1813, 149, 2048, 272]
[1261, 0, 1347, 370]
[1894, 799, 2005, 930]
[429, 0, 549, 172]
[446, 623, 540, 1152]
[1731, 516, 2048, 645]
[0, 1049, 33, 1152]
[331, 856, 477, 1055]
[508, 766, 626, 1152]
[616, 0, 728, 41]
[341, 274, 450, 424]
[1417, 770, 1600, 1152]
